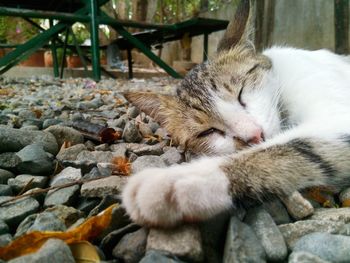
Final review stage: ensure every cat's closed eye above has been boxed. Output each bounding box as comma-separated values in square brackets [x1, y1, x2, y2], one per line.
[238, 86, 246, 107]
[197, 127, 225, 138]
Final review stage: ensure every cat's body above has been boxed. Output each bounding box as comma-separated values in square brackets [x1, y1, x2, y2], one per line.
[122, 0, 350, 227]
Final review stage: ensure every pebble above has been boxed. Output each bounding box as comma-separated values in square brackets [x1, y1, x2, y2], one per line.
[244, 206, 287, 262]
[112, 228, 148, 263]
[56, 144, 87, 161]
[0, 233, 12, 247]
[8, 174, 47, 193]
[80, 176, 127, 198]
[0, 169, 15, 184]
[88, 195, 121, 217]
[127, 106, 140, 119]
[0, 125, 58, 155]
[288, 251, 331, 263]
[45, 125, 84, 147]
[123, 120, 143, 143]
[0, 152, 21, 170]
[131, 155, 166, 173]
[0, 196, 39, 228]
[147, 225, 203, 262]
[8, 238, 75, 263]
[293, 232, 350, 263]
[131, 142, 165, 156]
[339, 187, 350, 206]
[223, 216, 266, 263]
[110, 144, 127, 157]
[42, 119, 63, 129]
[161, 147, 183, 165]
[77, 150, 114, 163]
[138, 122, 153, 137]
[279, 219, 350, 249]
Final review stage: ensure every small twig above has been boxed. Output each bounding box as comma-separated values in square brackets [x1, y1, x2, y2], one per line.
[17, 178, 34, 196]
[0, 174, 124, 207]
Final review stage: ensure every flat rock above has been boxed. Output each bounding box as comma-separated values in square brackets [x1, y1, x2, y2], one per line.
[281, 191, 314, 220]
[0, 169, 15, 184]
[44, 179, 80, 208]
[131, 155, 166, 173]
[147, 224, 203, 262]
[50, 167, 81, 186]
[112, 228, 148, 263]
[223, 216, 266, 263]
[279, 219, 349, 249]
[131, 143, 165, 156]
[288, 251, 331, 263]
[294, 233, 350, 263]
[310, 208, 350, 223]
[15, 144, 53, 175]
[15, 212, 66, 238]
[8, 238, 75, 263]
[0, 125, 58, 155]
[0, 196, 39, 228]
[81, 176, 127, 198]
[45, 125, 84, 147]
[8, 174, 48, 193]
[56, 144, 87, 161]
[244, 206, 287, 262]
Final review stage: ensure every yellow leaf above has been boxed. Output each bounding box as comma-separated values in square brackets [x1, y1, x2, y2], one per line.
[0, 204, 117, 261]
[69, 241, 100, 263]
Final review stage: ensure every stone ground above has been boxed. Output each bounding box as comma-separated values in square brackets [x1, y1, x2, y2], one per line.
[1, 75, 350, 263]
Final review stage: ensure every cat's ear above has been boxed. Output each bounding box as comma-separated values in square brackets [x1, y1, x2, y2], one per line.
[217, 0, 253, 52]
[123, 92, 177, 126]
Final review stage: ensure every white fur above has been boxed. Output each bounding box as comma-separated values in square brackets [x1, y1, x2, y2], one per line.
[123, 47, 350, 226]
[122, 157, 231, 226]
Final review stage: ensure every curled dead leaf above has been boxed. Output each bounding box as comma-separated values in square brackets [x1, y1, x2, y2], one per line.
[0, 204, 117, 261]
[111, 157, 131, 176]
[69, 241, 100, 263]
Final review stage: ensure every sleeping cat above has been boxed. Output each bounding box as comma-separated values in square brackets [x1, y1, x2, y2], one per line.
[122, 0, 350, 227]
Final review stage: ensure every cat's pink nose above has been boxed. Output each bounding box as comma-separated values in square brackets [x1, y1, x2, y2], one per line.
[247, 130, 265, 144]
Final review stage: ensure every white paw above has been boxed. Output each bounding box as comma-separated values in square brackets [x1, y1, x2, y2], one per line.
[122, 157, 232, 227]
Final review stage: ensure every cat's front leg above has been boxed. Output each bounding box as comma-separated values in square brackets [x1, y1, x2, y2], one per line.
[122, 157, 232, 227]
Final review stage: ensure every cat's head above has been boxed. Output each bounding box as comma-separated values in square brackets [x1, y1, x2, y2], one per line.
[124, 0, 281, 155]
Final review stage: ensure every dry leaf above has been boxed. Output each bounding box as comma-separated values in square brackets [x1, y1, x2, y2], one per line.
[342, 199, 350, 207]
[111, 157, 131, 176]
[0, 204, 117, 261]
[31, 109, 42, 119]
[69, 241, 100, 263]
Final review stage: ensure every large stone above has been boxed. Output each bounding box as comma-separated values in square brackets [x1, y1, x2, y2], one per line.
[289, 251, 331, 263]
[131, 155, 166, 173]
[8, 238, 75, 263]
[279, 220, 350, 249]
[147, 225, 203, 262]
[15, 212, 66, 238]
[0, 169, 15, 184]
[244, 206, 288, 262]
[0, 152, 21, 170]
[294, 232, 350, 263]
[81, 176, 127, 198]
[8, 174, 48, 193]
[15, 144, 54, 175]
[0, 196, 39, 228]
[0, 125, 58, 154]
[112, 228, 148, 263]
[223, 216, 266, 263]
[45, 125, 84, 147]
[76, 150, 114, 163]
[310, 208, 350, 223]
